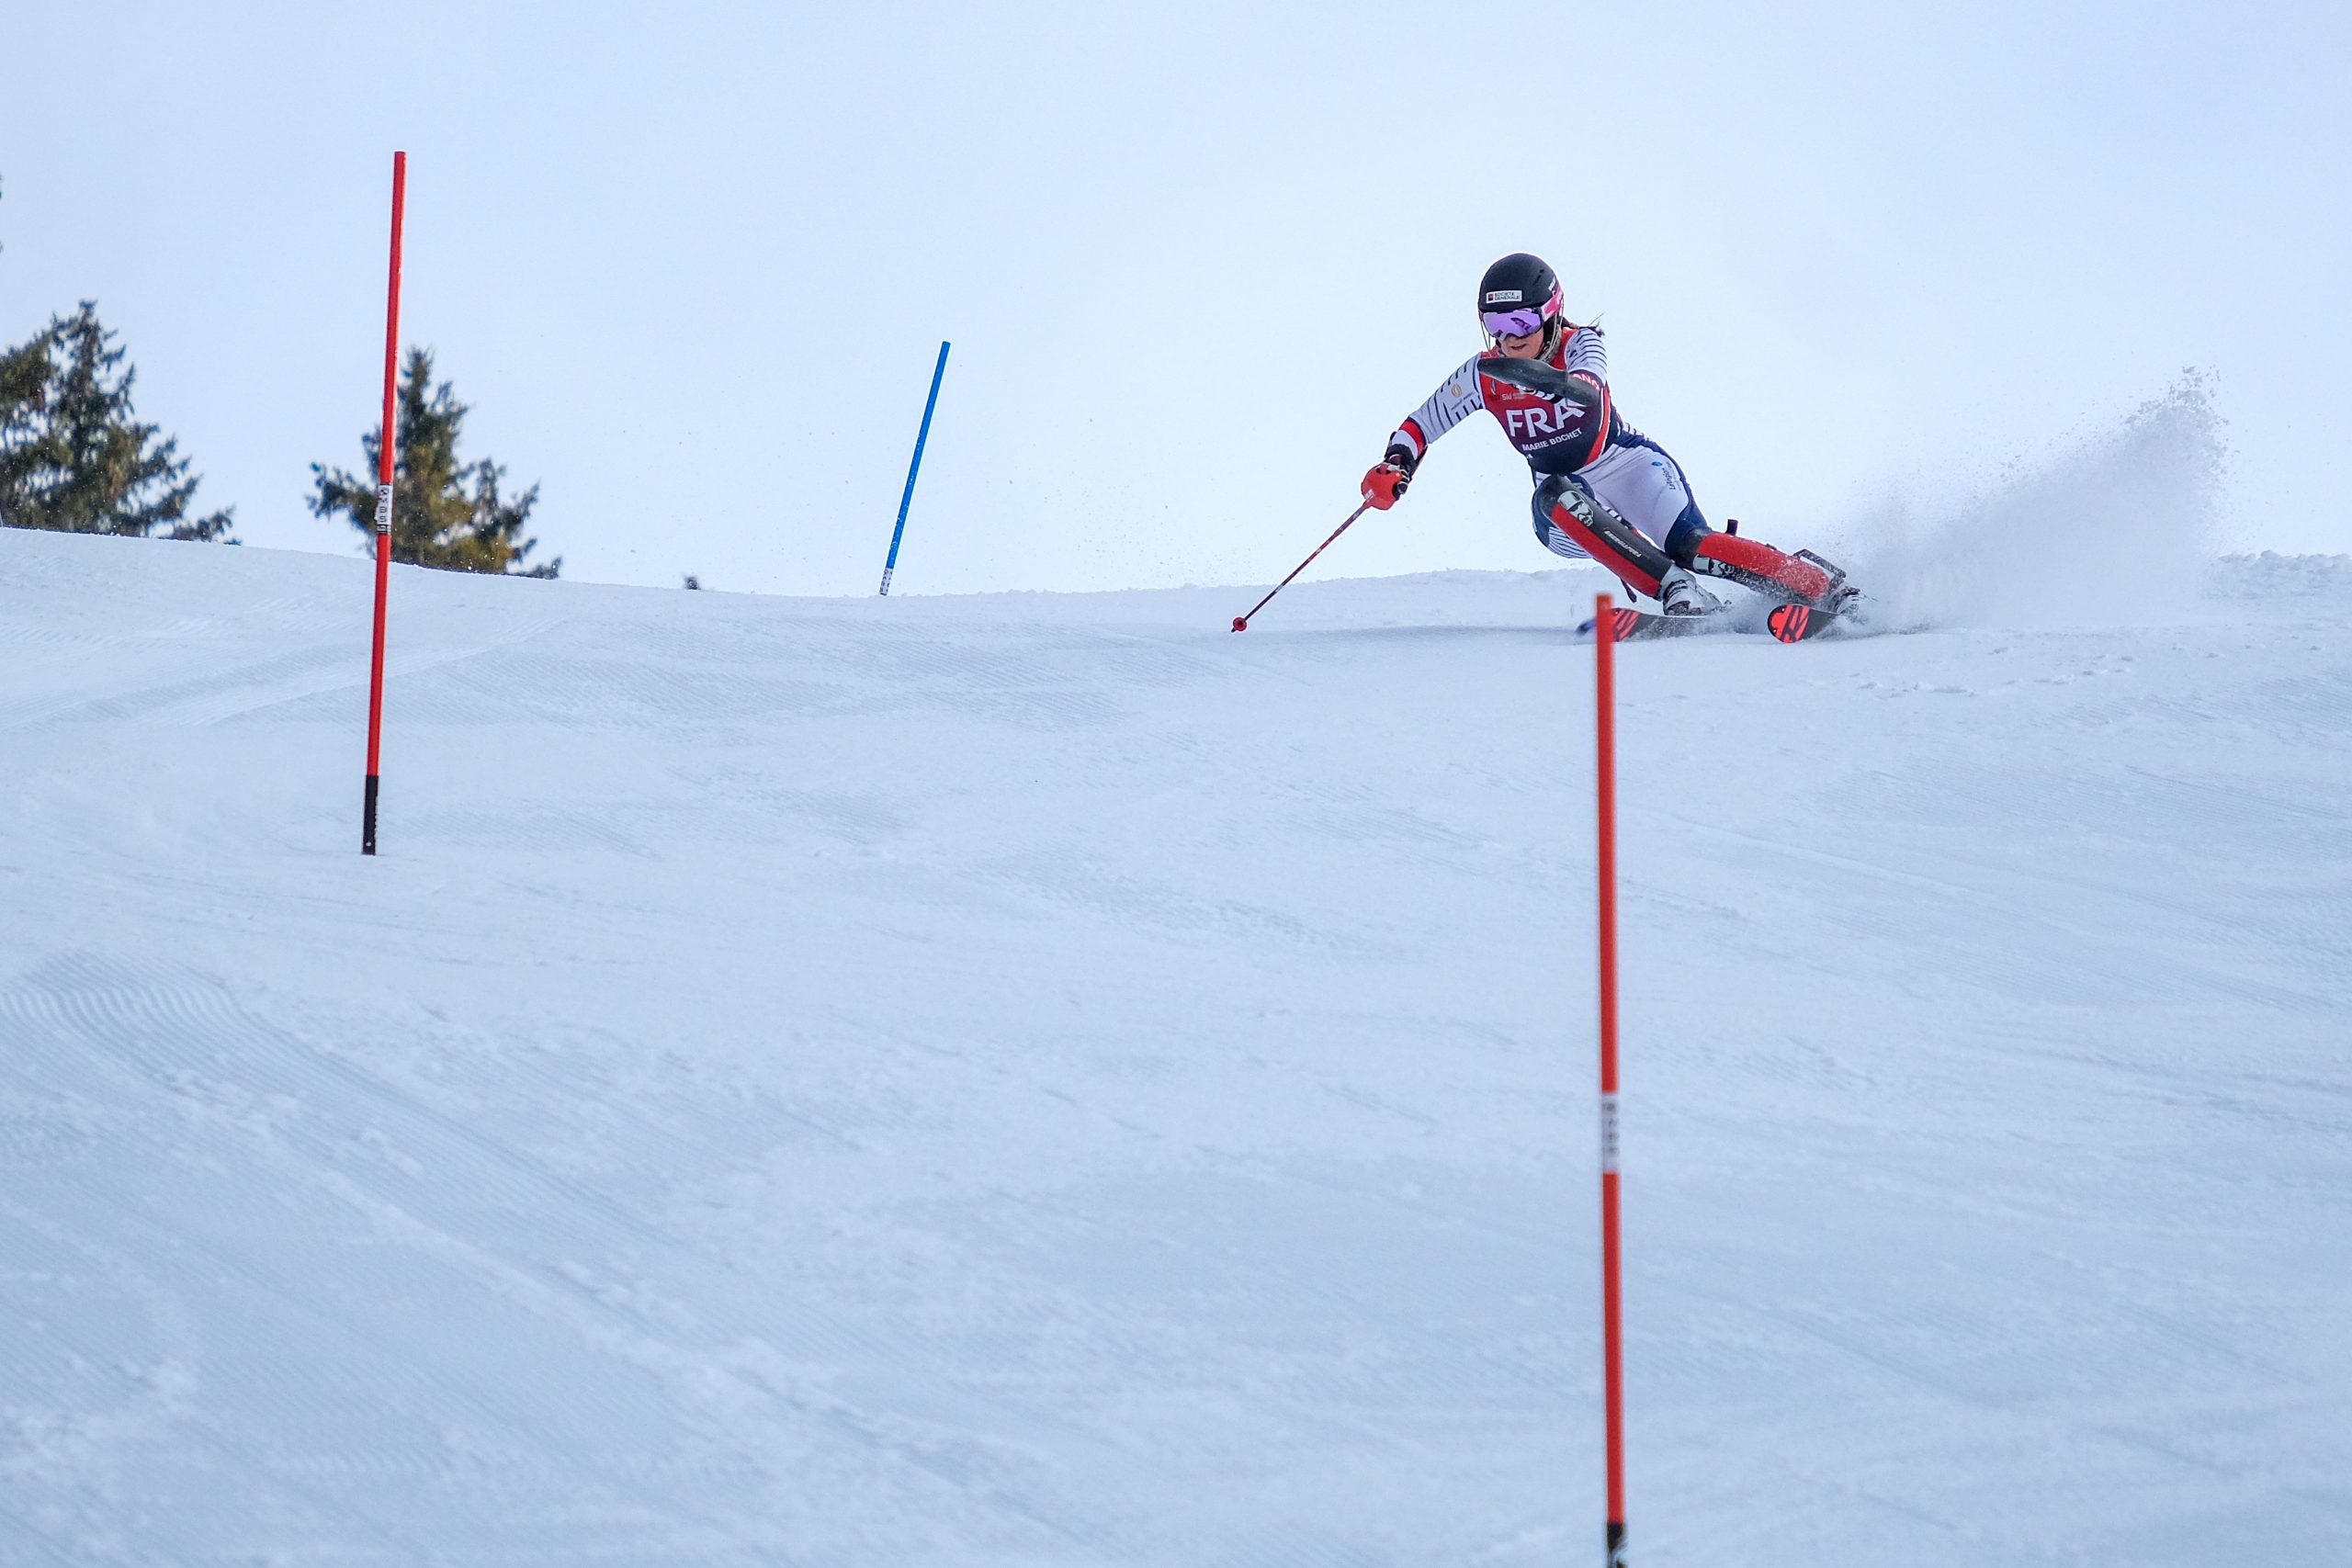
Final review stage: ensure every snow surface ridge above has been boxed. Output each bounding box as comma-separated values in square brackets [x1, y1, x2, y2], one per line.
[2, 524, 2349, 1566]
[2210, 549, 2352, 600]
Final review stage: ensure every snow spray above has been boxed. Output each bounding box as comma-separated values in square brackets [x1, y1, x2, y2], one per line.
[878, 341, 951, 597]
[1831, 375, 2225, 632]
[361, 152, 405, 856]
[1593, 592, 1627, 1566]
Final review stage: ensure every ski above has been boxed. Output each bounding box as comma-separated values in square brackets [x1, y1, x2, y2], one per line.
[1574, 601, 1849, 644]
[1764, 601, 1838, 643]
[1576, 605, 1735, 642]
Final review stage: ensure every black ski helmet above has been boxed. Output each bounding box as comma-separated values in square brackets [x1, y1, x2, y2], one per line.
[1476, 253, 1564, 347]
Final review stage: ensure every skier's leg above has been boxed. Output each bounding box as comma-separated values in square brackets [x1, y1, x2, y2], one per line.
[1532, 475, 1673, 600]
[1559, 439, 1720, 613]
[1685, 531, 1848, 607]
[1534, 436, 1852, 611]
[1577, 435, 1710, 552]
[1589, 432, 1851, 609]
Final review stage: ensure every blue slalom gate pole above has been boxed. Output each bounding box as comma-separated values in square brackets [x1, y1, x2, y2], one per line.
[878, 340, 951, 596]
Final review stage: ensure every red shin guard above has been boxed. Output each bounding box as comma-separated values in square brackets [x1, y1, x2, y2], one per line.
[1544, 501, 1665, 599]
[1692, 535, 1835, 603]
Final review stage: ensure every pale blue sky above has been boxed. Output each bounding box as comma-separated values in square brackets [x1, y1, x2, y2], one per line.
[5, 0, 2346, 594]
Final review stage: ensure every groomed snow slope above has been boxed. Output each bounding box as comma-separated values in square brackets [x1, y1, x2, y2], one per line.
[3, 524, 2350, 1566]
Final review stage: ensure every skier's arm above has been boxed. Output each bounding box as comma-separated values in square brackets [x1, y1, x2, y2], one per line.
[1562, 324, 1608, 390]
[1479, 328, 1611, 406]
[1363, 356, 1486, 509]
[1387, 355, 1487, 472]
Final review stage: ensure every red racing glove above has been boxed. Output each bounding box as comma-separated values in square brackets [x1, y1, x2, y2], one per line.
[1360, 464, 1408, 510]
[1361, 446, 1419, 510]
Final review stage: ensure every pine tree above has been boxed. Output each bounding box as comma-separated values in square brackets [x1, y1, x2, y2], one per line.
[310, 347, 558, 578]
[0, 322, 52, 514]
[0, 178, 37, 507]
[0, 302, 235, 540]
[0, 175, 39, 513]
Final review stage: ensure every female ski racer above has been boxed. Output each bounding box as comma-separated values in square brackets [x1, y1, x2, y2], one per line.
[1360, 253, 1853, 618]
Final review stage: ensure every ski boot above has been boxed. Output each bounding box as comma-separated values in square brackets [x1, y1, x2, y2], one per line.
[1657, 565, 1725, 617]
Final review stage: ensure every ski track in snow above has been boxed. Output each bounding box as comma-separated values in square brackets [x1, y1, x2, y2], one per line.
[1, 525, 2350, 1564]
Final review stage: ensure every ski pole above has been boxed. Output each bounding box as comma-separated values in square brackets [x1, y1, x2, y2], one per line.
[1229, 501, 1372, 631]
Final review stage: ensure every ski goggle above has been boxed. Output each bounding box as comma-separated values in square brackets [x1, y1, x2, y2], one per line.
[1479, 285, 1564, 341]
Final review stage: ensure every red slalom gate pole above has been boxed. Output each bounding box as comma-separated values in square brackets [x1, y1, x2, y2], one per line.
[1229, 500, 1371, 631]
[361, 151, 406, 855]
[1594, 591, 1628, 1566]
